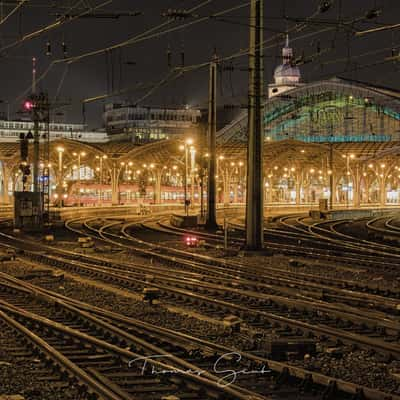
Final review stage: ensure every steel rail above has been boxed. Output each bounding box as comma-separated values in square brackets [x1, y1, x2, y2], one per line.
[1, 271, 399, 400]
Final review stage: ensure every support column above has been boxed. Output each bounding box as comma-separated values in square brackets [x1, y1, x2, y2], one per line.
[331, 174, 337, 206]
[379, 178, 386, 207]
[223, 170, 230, 205]
[245, 0, 264, 250]
[233, 182, 238, 203]
[295, 182, 301, 205]
[111, 164, 119, 205]
[1, 163, 10, 204]
[353, 165, 361, 207]
[155, 171, 162, 204]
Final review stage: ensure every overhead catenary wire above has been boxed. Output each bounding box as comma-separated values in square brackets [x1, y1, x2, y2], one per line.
[0, 0, 113, 54]
[14, 1, 396, 111]
[13, 0, 215, 104]
[0, 0, 27, 27]
[80, 17, 360, 106]
[78, 2, 345, 106]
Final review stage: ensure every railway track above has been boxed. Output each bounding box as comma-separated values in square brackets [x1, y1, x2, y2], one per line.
[61, 218, 400, 358]
[0, 273, 259, 400]
[1, 271, 398, 400]
[2, 213, 400, 397]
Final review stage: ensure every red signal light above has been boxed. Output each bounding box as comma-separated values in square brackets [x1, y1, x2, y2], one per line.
[23, 100, 34, 111]
[185, 236, 198, 247]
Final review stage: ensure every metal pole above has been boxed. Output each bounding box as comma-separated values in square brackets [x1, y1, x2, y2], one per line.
[32, 107, 40, 193]
[245, 0, 264, 250]
[200, 170, 204, 219]
[346, 156, 349, 208]
[184, 145, 188, 216]
[99, 157, 103, 205]
[329, 144, 333, 210]
[78, 155, 81, 207]
[206, 53, 218, 229]
[224, 217, 228, 250]
[58, 150, 63, 207]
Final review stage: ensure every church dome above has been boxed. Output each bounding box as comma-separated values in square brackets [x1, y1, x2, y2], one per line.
[272, 35, 301, 85]
[274, 63, 301, 80]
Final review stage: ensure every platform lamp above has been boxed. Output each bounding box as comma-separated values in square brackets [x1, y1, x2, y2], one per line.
[179, 138, 193, 216]
[95, 154, 107, 206]
[56, 146, 64, 207]
[72, 151, 86, 207]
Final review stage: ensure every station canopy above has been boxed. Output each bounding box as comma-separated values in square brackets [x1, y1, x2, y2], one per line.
[1, 77, 399, 172]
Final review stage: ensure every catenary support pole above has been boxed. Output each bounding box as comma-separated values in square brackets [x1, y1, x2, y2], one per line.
[206, 53, 218, 229]
[245, 0, 264, 250]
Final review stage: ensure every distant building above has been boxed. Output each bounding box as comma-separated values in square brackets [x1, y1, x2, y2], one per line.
[0, 120, 107, 143]
[268, 35, 303, 99]
[103, 103, 202, 142]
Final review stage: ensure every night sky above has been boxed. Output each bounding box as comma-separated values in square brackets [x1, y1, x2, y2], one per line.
[1, 0, 399, 128]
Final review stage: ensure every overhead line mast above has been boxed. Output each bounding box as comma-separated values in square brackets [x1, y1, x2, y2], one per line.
[245, 0, 264, 251]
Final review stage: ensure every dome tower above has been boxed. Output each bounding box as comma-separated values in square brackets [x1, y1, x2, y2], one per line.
[268, 35, 302, 98]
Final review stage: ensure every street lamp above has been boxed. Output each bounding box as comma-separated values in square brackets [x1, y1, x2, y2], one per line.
[96, 154, 107, 206]
[179, 138, 193, 216]
[73, 151, 86, 207]
[342, 153, 355, 207]
[56, 146, 64, 207]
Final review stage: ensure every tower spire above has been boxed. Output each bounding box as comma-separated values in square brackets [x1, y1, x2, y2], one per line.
[282, 34, 293, 64]
[32, 57, 36, 94]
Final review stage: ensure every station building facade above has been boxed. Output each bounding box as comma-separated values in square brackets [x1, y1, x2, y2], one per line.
[103, 103, 202, 143]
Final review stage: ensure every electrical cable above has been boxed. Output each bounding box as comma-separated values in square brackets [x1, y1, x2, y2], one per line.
[0, 0, 112, 54]
[0, 0, 26, 27]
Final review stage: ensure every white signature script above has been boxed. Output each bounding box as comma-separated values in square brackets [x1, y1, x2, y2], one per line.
[128, 352, 270, 387]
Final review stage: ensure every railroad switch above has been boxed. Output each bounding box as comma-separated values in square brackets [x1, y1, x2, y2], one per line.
[78, 237, 94, 248]
[143, 287, 160, 305]
[264, 339, 316, 360]
[0, 253, 13, 262]
[5, 249, 16, 260]
[324, 347, 343, 358]
[161, 396, 180, 400]
[223, 315, 242, 332]
[288, 259, 306, 268]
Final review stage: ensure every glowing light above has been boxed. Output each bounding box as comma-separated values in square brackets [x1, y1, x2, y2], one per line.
[23, 100, 34, 111]
[185, 235, 198, 247]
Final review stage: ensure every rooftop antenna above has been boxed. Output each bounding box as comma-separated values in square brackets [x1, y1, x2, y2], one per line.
[32, 56, 36, 94]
